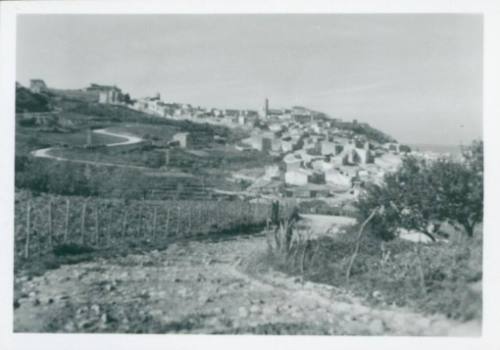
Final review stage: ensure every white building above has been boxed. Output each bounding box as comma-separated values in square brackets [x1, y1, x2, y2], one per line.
[285, 168, 311, 186]
[325, 169, 351, 190]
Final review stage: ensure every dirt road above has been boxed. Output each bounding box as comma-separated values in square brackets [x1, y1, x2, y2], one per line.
[30, 128, 146, 169]
[13, 233, 478, 335]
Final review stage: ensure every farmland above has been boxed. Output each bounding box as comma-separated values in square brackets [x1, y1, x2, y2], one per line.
[12, 86, 483, 336]
[14, 190, 271, 274]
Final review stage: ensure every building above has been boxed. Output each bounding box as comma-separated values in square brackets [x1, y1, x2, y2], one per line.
[283, 153, 302, 171]
[243, 134, 273, 152]
[86, 84, 123, 104]
[285, 168, 311, 186]
[319, 141, 339, 155]
[172, 132, 191, 148]
[29, 79, 47, 93]
[325, 169, 352, 191]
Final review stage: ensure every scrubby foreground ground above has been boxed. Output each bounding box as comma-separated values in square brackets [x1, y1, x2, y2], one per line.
[13, 231, 480, 335]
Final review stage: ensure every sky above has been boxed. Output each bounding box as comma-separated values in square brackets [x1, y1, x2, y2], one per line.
[16, 14, 482, 145]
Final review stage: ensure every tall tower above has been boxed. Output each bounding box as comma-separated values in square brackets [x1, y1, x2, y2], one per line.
[264, 98, 269, 118]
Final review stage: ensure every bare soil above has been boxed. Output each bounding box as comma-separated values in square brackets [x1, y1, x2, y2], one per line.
[13, 233, 480, 335]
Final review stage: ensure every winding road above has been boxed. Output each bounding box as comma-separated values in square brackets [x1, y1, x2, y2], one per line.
[30, 128, 146, 169]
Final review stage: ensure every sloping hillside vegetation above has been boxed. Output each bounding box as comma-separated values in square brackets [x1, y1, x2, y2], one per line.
[15, 86, 52, 113]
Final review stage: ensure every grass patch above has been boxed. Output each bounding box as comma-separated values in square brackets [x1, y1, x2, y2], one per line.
[260, 224, 482, 321]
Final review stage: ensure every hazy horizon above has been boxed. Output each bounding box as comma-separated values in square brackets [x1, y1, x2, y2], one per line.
[16, 14, 482, 145]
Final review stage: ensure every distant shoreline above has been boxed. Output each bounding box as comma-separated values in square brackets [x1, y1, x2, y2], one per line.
[408, 143, 462, 155]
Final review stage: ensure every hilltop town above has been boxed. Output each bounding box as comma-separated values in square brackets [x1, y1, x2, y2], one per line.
[18, 79, 428, 208]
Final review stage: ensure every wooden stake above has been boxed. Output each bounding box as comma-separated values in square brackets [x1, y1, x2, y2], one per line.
[24, 199, 31, 259]
[121, 209, 128, 238]
[80, 200, 87, 245]
[94, 202, 99, 245]
[176, 205, 181, 236]
[138, 200, 144, 237]
[106, 206, 111, 246]
[165, 207, 170, 237]
[47, 197, 53, 248]
[64, 198, 70, 242]
[152, 207, 157, 241]
[345, 208, 379, 283]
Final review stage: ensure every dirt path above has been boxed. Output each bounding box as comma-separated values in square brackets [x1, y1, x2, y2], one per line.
[13, 233, 479, 335]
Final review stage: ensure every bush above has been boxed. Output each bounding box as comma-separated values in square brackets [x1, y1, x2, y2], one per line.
[261, 222, 482, 321]
[355, 140, 483, 240]
[53, 243, 95, 256]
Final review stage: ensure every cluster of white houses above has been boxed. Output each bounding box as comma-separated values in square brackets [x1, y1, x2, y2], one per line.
[240, 118, 405, 198]
[24, 79, 409, 199]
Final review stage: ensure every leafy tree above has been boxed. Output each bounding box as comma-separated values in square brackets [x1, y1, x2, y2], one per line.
[356, 140, 483, 240]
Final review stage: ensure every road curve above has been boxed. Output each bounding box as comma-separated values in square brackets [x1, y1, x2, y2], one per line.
[92, 128, 143, 147]
[29, 128, 145, 169]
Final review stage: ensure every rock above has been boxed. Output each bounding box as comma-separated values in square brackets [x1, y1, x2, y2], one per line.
[64, 321, 76, 332]
[13, 299, 20, 309]
[415, 317, 431, 330]
[372, 290, 383, 300]
[91, 304, 100, 314]
[359, 314, 370, 323]
[250, 305, 261, 314]
[77, 306, 88, 315]
[334, 303, 350, 313]
[213, 307, 224, 315]
[238, 306, 249, 318]
[178, 288, 188, 298]
[47, 298, 54, 304]
[139, 290, 150, 299]
[33, 299, 41, 306]
[28, 291, 36, 299]
[368, 319, 385, 334]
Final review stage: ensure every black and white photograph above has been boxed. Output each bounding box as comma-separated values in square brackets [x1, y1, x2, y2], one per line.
[1, 1, 499, 349]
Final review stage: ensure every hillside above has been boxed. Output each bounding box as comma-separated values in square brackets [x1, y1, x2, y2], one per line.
[15, 86, 52, 113]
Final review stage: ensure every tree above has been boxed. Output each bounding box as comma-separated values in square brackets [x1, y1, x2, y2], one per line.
[355, 140, 483, 240]
[433, 141, 483, 237]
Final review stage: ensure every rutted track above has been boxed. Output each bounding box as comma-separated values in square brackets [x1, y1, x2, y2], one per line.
[13, 233, 479, 335]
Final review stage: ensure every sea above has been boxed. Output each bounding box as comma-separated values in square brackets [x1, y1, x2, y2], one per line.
[408, 144, 462, 156]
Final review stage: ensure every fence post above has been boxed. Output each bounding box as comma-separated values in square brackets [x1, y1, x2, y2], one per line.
[121, 208, 128, 238]
[106, 206, 112, 246]
[24, 198, 31, 259]
[176, 205, 181, 236]
[138, 200, 144, 237]
[80, 199, 87, 245]
[197, 204, 202, 232]
[165, 206, 170, 237]
[152, 206, 157, 241]
[94, 202, 99, 245]
[47, 197, 53, 248]
[64, 198, 70, 242]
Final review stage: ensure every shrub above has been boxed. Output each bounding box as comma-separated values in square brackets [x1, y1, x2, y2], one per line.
[261, 223, 482, 321]
[53, 243, 95, 256]
[355, 140, 483, 240]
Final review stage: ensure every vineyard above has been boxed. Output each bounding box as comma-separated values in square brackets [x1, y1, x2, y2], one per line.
[14, 191, 273, 264]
